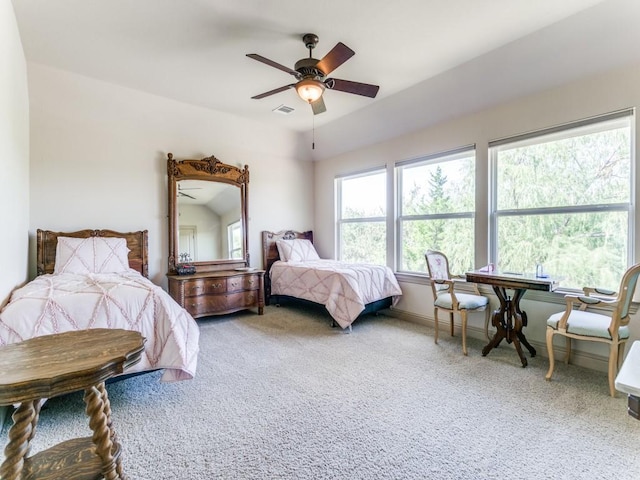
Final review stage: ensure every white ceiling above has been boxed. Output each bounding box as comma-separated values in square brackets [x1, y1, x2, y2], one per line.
[11, 0, 640, 159]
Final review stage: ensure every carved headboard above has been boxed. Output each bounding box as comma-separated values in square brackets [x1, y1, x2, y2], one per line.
[36, 229, 149, 277]
[261, 230, 313, 304]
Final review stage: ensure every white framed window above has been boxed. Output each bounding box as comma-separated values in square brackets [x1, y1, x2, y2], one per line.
[396, 146, 476, 275]
[227, 220, 242, 259]
[490, 109, 634, 291]
[335, 168, 387, 264]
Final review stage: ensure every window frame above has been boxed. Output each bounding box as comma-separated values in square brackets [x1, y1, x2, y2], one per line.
[335, 166, 387, 263]
[227, 220, 242, 259]
[395, 145, 477, 275]
[488, 109, 635, 291]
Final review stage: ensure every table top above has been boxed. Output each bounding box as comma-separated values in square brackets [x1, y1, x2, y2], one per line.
[616, 340, 640, 397]
[0, 329, 145, 405]
[466, 269, 559, 292]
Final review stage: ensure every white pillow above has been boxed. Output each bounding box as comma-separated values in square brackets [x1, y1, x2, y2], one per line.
[276, 239, 320, 262]
[54, 236, 131, 274]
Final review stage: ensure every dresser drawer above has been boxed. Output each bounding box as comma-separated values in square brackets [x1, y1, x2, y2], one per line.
[183, 278, 226, 296]
[186, 291, 258, 317]
[227, 274, 261, 292]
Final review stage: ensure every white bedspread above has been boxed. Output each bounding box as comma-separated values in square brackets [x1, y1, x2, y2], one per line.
[0, 270, 199, 382]
[270, 259, 402, 328]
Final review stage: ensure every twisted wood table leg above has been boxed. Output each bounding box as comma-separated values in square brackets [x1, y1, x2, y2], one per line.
[0, 400, 39, 480]
[97, 381, 126, 479]
[85, 383, 120, 480]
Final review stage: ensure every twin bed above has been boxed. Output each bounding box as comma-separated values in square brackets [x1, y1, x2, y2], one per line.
[262, 230, 402, 329]
[0, 227, 400, 385]
[0, 229, 199, 382]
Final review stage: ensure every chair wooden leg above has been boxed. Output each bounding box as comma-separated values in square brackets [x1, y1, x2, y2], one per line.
[449, 312, 454, 337]
[617, 342, 627, 371]
[564, 337, 571, 364]
[608, 342, 619, 397]
[433, 308, 439, 344]
[545, 328, 555, 381]
[461, 311, 468, 356]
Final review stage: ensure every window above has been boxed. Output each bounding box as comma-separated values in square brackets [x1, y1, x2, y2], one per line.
[490, 110, 633, 291]
[227, 220, 242, 259]
[396, 146, 476, 275]
[336, 169, 386, 264]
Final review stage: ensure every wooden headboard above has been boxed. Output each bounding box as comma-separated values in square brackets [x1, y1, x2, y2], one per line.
[261, 230, 313, 304]
[36, 229, 149, 277]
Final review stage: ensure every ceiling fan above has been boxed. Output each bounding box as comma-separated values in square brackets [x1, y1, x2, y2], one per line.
[178, 184, 201, 200]
[247, 33, 379, 115]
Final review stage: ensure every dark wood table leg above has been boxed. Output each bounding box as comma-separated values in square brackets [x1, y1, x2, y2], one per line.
[482, 287, 534, 367]
[509, 289, 536, 368]
[482, 287, 508, 357]
[512, 290, 536, 358]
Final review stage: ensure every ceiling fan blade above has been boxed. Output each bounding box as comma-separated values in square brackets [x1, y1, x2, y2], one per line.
[315, 42, 355, 76]
[311, 96, 326, 115]
[325, 78, 379, 98]
[251, 84, 296, 100]
[179, 192, 196, 200]
[246, 54, 299, 77]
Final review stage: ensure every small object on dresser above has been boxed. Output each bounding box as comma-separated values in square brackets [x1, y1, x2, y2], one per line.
[176, 264, 196, 275]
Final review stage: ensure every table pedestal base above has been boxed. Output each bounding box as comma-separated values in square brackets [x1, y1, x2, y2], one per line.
[481, 287, 536, 367]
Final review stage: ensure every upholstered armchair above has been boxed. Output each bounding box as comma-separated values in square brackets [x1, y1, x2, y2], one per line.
[545, 263, 640, 397]
[425, 250, 491, 355]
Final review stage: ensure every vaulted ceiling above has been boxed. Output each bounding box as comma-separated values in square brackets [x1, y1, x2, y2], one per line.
[12, 0, 640, 159]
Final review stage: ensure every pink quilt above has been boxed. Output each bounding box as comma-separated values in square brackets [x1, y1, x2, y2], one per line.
[0, 271, 199, 382]
[270, 259, 402, 328]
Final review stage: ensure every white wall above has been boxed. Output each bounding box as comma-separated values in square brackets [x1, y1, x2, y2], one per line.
[314, 62, 640, 371]
[0, 1, 29, 305]
[0, 0, 30, 435]
[28, 64, 314, 284]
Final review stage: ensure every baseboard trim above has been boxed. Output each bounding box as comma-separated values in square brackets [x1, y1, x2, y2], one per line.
[387, 307, 610, 374]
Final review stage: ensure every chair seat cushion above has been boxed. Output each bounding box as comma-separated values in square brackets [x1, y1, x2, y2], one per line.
[435, 293, 488, 310]
[547, 310, 630, 340]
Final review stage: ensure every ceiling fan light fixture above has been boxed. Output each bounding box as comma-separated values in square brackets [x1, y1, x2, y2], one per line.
[296, 78, 325, 103]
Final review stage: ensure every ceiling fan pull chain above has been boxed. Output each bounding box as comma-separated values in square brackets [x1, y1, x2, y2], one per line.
[312, 114, 315, 150]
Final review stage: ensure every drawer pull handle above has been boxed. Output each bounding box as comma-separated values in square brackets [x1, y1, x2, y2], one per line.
[212, 283, 222, 289]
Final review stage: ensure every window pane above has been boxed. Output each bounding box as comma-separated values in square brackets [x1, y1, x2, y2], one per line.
[340, 221, 386, 264]
[497, 212, 628, 291]
[401, 156, 475, 215]
[497, 126, 630, 210]
[341, 171, 386, 219]
[400, 218, 475, 274]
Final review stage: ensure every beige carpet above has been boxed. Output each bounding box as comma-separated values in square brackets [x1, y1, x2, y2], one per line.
[5, 304, 640, 479]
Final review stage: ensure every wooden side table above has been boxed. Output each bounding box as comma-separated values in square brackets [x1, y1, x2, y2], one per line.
[0, 329, 145, 480]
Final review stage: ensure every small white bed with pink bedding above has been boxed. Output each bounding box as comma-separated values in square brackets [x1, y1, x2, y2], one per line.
[262, 230, 402, 329]
[0, 229, 199, 382]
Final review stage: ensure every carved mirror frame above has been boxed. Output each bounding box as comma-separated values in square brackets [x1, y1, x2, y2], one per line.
[167, 152, 249, 274]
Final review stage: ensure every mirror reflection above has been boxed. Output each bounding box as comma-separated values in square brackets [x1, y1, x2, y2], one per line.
[177, 180, 242, 262]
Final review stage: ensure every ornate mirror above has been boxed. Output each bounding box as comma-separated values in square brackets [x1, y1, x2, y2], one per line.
[167, 153, 249, 274]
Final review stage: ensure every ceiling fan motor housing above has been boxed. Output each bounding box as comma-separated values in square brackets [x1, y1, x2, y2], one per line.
[294, 58, 324, 79]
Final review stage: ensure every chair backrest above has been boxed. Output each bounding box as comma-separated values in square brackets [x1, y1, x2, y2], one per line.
[616, 262, 640, 325]
[425, 250, 451, 295]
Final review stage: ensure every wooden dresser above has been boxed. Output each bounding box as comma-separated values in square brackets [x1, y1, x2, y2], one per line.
[168, 270, 265, 318]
